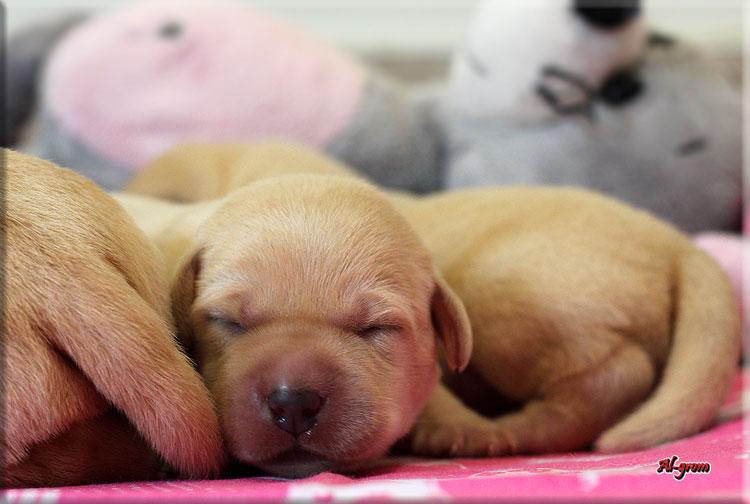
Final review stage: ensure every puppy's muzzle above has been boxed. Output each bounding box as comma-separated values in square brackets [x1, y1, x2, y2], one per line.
[267, 386, 326, 437]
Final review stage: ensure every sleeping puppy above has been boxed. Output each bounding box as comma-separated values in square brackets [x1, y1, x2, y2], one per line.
[114, 175, 471, 478]
[3, 149, 224, 487]
[126, 142, 740, 456]
[396, 188, 740, 455]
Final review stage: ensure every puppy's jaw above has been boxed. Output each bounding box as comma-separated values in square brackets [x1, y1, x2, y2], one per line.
[257, 449, 336, 479]
[195, 288, 441, 477]
[191, 292, 440, 475]
[214, 331, 413, 472]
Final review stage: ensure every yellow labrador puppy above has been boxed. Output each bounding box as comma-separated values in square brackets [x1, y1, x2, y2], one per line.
[115, 175, 471, 477]
[4, 149, 224, 487]
[126, 143, 740, 456]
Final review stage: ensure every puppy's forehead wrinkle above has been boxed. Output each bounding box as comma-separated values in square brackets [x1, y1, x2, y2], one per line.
[209, 177, 430, 260]
[200, 219, 433, 318]
[201, 178, 436, 301]
[344, 286, 415, 328]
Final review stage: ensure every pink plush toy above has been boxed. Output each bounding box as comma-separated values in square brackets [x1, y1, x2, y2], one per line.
[46, 0, 363, 169]
[12, 0, 440, 191]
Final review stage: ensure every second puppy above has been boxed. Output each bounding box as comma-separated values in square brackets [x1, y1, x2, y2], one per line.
[115, 176, 471, 477]
[127, 143, 741, 457]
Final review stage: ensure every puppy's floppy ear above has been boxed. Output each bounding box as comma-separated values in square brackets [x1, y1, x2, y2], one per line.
[171, 249, 202, 357]
[431, 273, 473, 372]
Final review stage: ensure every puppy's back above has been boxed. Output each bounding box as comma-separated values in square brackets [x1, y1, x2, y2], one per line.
[126, 142, 356, 202]
[398, 184, 740, 452]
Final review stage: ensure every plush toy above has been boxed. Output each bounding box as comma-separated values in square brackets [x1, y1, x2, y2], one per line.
[9, 0, 440, 192]
[695, 231, 744, 302]
[438, 0, 742, 233]
[7, 13, 88, 146]
[9, 0, 741, 233]
[694, 206, 747, 328]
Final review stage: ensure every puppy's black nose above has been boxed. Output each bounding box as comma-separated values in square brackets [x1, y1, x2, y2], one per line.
[267, 387, 325, 436]
[574, 0, 640, 29]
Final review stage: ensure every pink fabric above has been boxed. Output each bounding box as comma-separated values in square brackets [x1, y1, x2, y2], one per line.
[693, 208, 747, 325]
[4, 371, 745, 503]
[694, 233, 744, 300]
[45, 0, 365, 170]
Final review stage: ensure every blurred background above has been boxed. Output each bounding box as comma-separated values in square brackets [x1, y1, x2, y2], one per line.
[3, 0, 745, 306]
[7, 0, 742, 83]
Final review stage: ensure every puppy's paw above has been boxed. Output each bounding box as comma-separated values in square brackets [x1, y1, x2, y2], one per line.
[410, 422, 514, 458]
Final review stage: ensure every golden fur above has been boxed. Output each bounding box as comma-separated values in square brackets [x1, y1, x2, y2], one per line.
[116, 174, 471, 477]
[3, 149, 225, 487]
[125, 142, 740, 456]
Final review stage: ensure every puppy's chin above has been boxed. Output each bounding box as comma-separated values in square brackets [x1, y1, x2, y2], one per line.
[242, 445, 389, 479]
[257, 447, 332, 478]
[226, 407, 405, 478]
[230, 429, 397, 477]
[254, 447, 356, 479]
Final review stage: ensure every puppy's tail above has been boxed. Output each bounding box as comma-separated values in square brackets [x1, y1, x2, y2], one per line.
[595, 247, 740, 452]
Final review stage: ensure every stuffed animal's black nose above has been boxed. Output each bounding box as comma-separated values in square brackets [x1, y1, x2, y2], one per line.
[267, 387, 325, 436]
[574, 0, 641, 29]
[158, 20, 183, 39]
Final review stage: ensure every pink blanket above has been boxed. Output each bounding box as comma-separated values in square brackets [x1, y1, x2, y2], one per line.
[4, 373, 745, 503]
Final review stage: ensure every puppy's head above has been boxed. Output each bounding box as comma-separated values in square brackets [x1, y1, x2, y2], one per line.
[172, 175, 471, 477]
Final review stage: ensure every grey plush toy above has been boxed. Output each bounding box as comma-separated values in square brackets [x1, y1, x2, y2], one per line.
[439, 0, 741, 232]
[6, 13, 87, 146]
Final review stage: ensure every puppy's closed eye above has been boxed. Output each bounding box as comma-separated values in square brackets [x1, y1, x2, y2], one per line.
[347, 291, 410, 342]
[355, 324, 400, 340]
[206, 312, 247, 335]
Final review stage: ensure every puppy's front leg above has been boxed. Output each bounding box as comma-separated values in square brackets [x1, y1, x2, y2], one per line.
[410, 383, 512, 457]
[484, 341, 656, 454]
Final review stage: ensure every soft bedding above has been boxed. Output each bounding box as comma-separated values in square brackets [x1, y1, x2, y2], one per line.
[4, 371, 744, 504]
